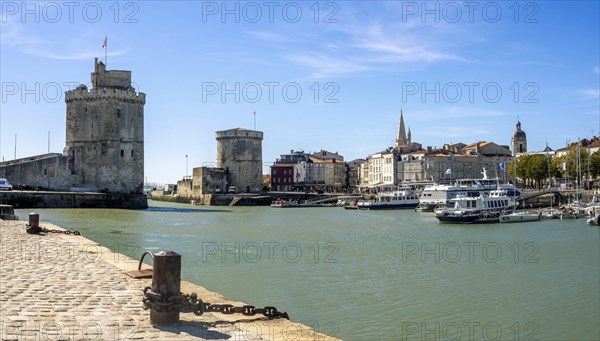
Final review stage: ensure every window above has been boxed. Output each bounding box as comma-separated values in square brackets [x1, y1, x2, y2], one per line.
[121, 149, 124, 157]
[131, 150, 134, 157]
[117, 109, 122, 117]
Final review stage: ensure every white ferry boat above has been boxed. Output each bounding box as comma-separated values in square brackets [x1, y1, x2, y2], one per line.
[435, 189, 515, 223]
[358, 186, 419, 210]
[416, 169, 524, 212]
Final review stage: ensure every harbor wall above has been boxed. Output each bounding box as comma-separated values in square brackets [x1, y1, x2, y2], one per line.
[0, 191, 148, 209]
[151, 192, 335, 206]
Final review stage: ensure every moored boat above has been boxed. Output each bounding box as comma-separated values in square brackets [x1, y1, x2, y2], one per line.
[499, 211, 542, 223]
[435, 189, 515, 223]
[358, 186, 419, 210]
[417, 169, 524, 212]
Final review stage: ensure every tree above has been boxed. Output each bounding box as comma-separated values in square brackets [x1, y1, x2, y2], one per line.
[565, 147, 589, 184]
[525, 154, 550, 189]
[591, 150, 600, 178]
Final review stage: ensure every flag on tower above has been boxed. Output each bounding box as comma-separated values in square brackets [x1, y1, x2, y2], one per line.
[102, 36, 107, 48]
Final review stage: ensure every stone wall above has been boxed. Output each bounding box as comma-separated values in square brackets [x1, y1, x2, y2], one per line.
[194, 167, 226, 194]
[0, 154, 73, 190]
[0, 191, 147, 209]
[216, 129, 263, 193]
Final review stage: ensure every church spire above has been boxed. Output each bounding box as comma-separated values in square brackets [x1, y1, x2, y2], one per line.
[395, 110, 407, 148]
[407, 127, 412, 144]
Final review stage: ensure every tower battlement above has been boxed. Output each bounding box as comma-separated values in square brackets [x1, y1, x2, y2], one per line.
[65, 86, 146, 104]
[216, 128, 263, 140]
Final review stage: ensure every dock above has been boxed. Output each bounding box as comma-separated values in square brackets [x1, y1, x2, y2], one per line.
[0, 219, 339, 340]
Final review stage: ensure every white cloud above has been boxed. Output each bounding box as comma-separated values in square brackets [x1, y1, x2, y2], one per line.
[247, 10, 468, 78]
[409, 107, 510, 121]
[21, 48, 127, 60]
[577, 88, 600, 100]
[284, 54, 374, 78]
[244, 31, 289, 43]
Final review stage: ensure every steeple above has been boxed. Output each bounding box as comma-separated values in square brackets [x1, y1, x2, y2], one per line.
[511, 118, 527, 156]
[395, 110, 407, 148]
[407, 127, 412, 144]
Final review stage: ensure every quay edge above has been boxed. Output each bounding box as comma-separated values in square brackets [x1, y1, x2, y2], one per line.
[0, 191, 148, 209]
[0, 219, 340, 341]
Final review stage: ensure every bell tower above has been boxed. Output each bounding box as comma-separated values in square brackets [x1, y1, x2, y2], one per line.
[511, 120, 527, 156]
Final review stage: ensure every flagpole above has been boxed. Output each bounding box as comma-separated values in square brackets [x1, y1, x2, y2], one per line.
[253, 111, 256, 130]
[104, 35, 107, 66]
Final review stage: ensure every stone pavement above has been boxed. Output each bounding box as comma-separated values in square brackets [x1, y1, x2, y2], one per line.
[0, 220, 339, 341]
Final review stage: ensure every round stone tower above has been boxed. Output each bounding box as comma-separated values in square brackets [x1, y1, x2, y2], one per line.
[511, 120, 527, 156]
[64, 59, 145, 193]
[216, 128, 263, 193]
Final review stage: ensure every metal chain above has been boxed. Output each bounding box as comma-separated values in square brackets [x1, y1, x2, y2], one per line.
[142, 287, 289, 319]
[26, 225, 81, 235]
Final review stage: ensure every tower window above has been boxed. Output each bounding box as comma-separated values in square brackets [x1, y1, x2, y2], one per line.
[131, 150, 134, 157]
[121, 149, 124, 157]
[117, 109, 121, 117]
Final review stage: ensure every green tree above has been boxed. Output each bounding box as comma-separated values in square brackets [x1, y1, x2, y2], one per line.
[591, 150, 600, 178]
[526, 154, 550, 189]
[566, 148, 589, 182]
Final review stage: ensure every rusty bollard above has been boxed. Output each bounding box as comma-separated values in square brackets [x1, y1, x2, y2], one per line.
[150, 250, 181, 324]
[26, 213, 41, 234]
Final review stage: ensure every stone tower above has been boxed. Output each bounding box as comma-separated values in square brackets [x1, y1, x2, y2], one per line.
[64, 59, 145, 193]
[395, 110, 407, 148]
[511, 120, 527, 156]
[216, 128, 263, 193]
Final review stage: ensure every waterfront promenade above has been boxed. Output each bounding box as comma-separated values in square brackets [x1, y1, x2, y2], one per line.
[0, 219, 337, 341]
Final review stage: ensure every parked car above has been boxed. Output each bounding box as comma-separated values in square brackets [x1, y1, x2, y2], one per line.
[0, 178, 13, 191]
[227, 186, 238, 194]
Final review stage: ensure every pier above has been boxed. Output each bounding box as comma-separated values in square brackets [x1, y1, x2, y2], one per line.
[0, 219, 338, 340]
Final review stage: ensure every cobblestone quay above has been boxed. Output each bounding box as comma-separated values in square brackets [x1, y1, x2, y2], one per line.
[0, 220, 338, 340]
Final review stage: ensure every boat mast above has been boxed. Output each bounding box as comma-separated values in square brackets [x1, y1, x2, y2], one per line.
[546, 139, 552, 209]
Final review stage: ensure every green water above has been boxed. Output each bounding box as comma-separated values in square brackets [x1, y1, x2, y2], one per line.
[16, 200, 600, 340]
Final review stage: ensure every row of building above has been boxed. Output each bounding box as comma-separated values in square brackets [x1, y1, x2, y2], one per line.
[270, 112, 531, 192]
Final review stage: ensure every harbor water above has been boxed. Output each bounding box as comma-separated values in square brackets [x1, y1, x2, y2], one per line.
[16, 200, 600, 340]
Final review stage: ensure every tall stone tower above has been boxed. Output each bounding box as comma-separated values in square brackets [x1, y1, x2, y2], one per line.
[216, 128, 263, 192]
[395, 110, 408, 148]
[511, 120, 527, 156]
[64, 59, 145, 193]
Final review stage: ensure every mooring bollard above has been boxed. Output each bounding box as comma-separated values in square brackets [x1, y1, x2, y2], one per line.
[26, 213, 42, 234]
[150, 250, 181, 324]
[28, 213, 39, 228]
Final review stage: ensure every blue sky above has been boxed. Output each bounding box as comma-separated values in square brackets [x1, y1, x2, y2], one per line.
[1, 1, 599, 184]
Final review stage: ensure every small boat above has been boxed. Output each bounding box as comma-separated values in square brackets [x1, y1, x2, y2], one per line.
[541, 208, 561, 219]
[587, 214, 599, 226]
[358, 186, 419, 210]
[499, 211, 541, 223]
